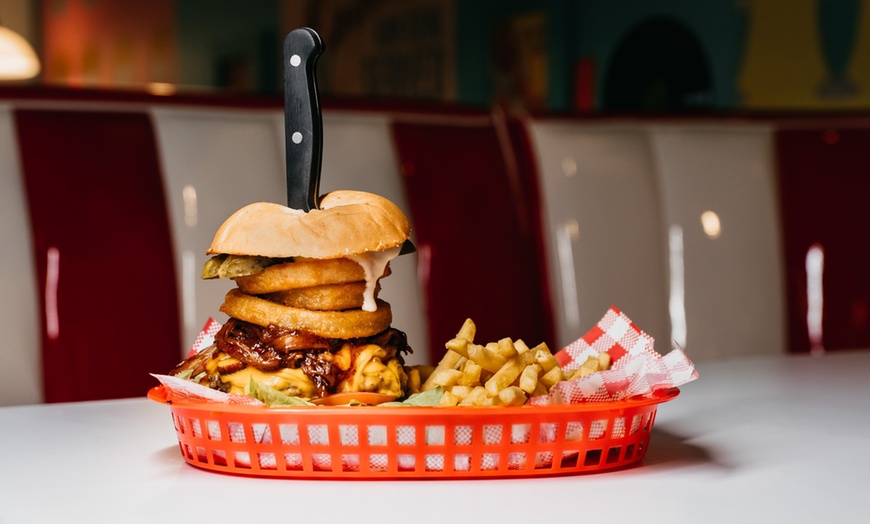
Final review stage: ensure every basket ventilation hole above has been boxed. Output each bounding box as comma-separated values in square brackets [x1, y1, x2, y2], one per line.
[606, 447, 622, 464]
[584, 449, 603, 466]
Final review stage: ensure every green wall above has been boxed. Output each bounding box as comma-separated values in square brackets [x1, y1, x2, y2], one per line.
[176, 0, 752, 110]
[177, 0, 281, 93]
[455, 0, 747, 111]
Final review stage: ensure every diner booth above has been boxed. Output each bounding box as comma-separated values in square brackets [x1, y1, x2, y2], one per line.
[2, 89, 869, 406]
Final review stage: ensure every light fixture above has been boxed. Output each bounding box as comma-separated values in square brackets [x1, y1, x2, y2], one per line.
[0, 25, 40, 80]
[147, 82, 176, 96]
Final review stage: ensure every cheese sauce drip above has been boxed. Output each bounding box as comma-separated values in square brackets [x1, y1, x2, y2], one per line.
[348, 246, 401, 312]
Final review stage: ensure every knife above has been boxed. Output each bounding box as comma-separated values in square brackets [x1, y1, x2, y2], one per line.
[282, 27, 415, 254]
[283, 27, 323, 212]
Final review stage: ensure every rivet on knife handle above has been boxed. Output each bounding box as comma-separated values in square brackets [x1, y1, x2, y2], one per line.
[283, 27, 324, 212]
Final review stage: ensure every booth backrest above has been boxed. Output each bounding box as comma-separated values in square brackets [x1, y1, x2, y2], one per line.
[0, 105, 42, 405]
[529, 122, 671, 350]
[775, 126, 870, 353]
[15, 109, 182, 402]
[649, 124, 786, 360]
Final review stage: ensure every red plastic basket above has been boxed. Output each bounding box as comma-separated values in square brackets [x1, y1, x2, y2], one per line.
[148, 385, 678, 479]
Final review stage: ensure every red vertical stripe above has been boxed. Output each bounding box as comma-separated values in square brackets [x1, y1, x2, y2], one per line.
[391, 115, 554, 360]
[775, 128, 870, 353]
[15, 109, 182, 402]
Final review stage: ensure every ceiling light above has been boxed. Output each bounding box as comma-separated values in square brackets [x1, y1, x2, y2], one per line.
[0, 26, 40, 80]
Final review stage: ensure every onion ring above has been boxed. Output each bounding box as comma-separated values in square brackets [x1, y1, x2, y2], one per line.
[264, 281, 379, 311]
[220, 289, 392, 338]
[235, 257, 391, 294]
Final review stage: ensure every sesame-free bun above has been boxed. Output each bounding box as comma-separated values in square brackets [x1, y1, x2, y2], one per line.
[207, 190, 411, 258]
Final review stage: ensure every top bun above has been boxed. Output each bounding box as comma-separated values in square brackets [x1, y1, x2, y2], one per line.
[207, 190, 411, 259]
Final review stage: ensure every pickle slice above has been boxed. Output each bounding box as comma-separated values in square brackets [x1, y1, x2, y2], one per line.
[201, 254, 290, 279]
[201, 255, 228, 279]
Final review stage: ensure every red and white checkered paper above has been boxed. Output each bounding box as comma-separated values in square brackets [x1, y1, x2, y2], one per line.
[530, 306, 698, 405]
[188, 317, 221, 357]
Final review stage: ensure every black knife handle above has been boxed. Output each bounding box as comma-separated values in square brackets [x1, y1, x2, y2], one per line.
[283, 28, 324, 212]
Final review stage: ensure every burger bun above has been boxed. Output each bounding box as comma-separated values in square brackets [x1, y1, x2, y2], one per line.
[207, 190, 411, 259]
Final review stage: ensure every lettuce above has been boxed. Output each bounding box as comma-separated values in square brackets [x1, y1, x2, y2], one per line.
[381, 387, 443, 407]
[173, 369, 193, 381]
[243, 376, 442, 407]
[247, 377, 315, 406]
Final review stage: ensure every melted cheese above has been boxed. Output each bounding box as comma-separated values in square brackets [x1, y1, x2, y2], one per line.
[336, 343, 407, 397]
[207, 352, 318, 398]
[206, 342, 406, 400]
[348, 246, 401, 311]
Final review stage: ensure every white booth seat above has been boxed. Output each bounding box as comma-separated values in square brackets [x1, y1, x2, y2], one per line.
[0, 105, 42, 405]
[152, 107, 287, 359]
[648, 124, 786, 360]
[529, 119, 786, 362]
[528, 121, 671, 353]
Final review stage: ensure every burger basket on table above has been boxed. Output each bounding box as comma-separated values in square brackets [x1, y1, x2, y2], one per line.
[150, 307, 695, 479]
[151, 28, 696, 479]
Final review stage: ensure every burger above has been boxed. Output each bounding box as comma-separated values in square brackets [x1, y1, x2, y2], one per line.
[169, 190, 413, 401]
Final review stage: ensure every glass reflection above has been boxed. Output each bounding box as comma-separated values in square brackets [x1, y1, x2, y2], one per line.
[806, 244, 825, 354]
[701, 210, 721, 238]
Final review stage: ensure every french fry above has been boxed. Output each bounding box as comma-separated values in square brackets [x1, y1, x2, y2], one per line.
[495, 338, 519, 359]
[514, 339, 531, 354]
[459, 386, 489, 406]
[407, 367, 422, 394]
[570, 366, 594, 380]
[448, 385, 473, 400]
[481, 395, 503, 406]
[458, 360, 482, 386]
[455, 318, 476, 341]
[428, 368, 465, 388]
[498, 386, 527, 406]
[568, 353, 613, 380]
[445, 337, 469, 355]
[581, 355, 600, 372]
[446, 338, 506, 372]
[484, 351, 536, 396]
[440, 391, 461, 406]
[534, 343, 559, 373]
[519, 363, 542, 394]
[432, 318, 615, 406]
[467, 343, 507, 373]
[532, 382, 548, 397]
[540, 364, 565, 389]
[421, 350, 464, 391]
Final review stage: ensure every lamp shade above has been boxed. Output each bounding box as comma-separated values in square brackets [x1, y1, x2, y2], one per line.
[0, 26, 39, 80]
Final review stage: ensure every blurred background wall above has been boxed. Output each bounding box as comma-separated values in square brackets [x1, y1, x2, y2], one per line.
[5, 0, 865, 112]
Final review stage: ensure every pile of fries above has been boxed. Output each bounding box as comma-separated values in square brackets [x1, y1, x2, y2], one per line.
[407, 319, 612, 406]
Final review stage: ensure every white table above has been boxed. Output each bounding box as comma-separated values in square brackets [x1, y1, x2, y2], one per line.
[1, 350, 868, 523]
